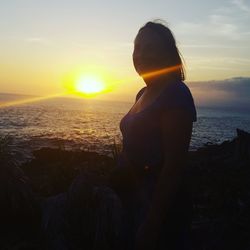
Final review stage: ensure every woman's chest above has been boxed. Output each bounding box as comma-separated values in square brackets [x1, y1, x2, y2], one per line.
[129, 90, 162, 115]
[120, 108, 161, 139]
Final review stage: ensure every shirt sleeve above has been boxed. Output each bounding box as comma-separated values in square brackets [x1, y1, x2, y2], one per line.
[159, 82, 197, 122]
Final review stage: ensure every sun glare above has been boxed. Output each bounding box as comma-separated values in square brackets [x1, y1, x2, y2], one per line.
[62, 66, 119, 98]
[75, 75, 105, 96]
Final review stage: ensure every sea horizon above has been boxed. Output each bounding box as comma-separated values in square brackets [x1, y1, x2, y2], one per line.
[1, 93, 250, 163]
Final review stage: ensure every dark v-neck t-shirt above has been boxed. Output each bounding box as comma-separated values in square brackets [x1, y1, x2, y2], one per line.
[119, 80, 197, 172]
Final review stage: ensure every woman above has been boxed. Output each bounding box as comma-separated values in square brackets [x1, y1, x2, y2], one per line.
[116, 21, 197, 250]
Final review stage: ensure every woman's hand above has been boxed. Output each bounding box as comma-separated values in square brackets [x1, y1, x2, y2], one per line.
[135, 221, 159, 250]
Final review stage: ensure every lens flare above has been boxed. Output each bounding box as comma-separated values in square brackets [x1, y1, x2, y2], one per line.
[0, 93, 65, 108]
[0, 64, 182, 108]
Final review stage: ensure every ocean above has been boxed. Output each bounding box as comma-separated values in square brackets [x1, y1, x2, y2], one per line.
[0, 96, 250, 161]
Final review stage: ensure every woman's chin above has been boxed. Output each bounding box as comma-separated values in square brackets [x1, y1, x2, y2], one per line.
[136, 67, 153, 76]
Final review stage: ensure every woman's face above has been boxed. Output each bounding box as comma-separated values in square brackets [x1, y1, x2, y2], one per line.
[133, 28, 168, 76]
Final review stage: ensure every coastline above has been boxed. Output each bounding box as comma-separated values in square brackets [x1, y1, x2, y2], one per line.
[0, 129, 250, 249]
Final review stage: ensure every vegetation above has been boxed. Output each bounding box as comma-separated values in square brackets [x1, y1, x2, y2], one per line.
[0, 134, 16, 167]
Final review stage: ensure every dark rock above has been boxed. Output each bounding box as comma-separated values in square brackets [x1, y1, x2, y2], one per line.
[42, 175, 123, 250]
[2, 129, 250, 249]
[235, 128, 250, 160]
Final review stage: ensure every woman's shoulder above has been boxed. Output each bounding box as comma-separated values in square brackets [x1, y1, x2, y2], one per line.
[163, 80, 192, 97]
[159, 81, 197, 122]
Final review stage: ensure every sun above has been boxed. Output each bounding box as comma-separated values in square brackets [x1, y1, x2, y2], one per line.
[75, 75, 105, 95]
[62, 66, 117, 98]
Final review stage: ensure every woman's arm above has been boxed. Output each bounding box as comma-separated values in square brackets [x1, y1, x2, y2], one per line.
[135, 109, 193, 250]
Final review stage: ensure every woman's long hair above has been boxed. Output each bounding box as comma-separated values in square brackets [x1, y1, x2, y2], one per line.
[139, 21, 185, 81]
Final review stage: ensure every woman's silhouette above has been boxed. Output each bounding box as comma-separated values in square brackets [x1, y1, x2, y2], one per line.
[115, 21, 197, 250]
[0, 21, 197, 250]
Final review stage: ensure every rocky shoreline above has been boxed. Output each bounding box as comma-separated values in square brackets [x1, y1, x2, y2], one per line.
[0, 129, 250, 249]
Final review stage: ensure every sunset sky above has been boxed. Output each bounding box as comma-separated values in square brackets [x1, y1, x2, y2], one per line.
[0, 0, 250, 103]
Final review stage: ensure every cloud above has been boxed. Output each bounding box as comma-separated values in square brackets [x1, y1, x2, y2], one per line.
[208, 14, 239, 39]
[178, 14, 246, 41]
[181, 44, 243, 49]
[188, 77, 250, 108]
[24, 37, 50, 45]
[177, 1, 250, 42]
[232, 0, 250, 13]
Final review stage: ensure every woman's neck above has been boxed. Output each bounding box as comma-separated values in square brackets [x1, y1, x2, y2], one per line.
[143, 75, 178, 90]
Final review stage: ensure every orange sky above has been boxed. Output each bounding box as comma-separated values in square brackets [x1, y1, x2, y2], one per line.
[1, 0, 250, 103]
